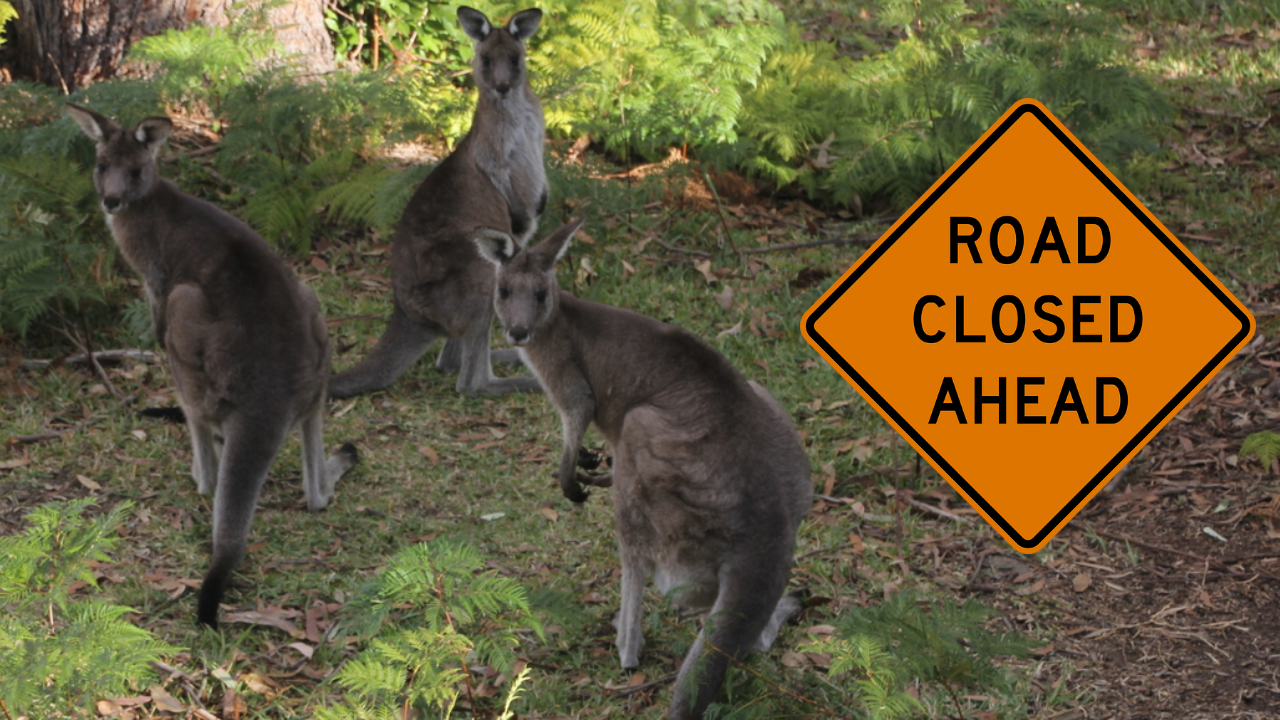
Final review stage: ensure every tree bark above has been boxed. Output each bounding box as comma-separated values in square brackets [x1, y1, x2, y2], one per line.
[9, 0, 334, 91]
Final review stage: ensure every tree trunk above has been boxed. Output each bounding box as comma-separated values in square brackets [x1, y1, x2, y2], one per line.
[9, 0, 334, 91]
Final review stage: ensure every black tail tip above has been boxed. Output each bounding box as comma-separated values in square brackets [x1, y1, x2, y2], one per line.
[138, 406, 187, 423]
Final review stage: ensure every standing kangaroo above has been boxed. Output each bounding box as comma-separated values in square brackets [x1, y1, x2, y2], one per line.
[67, 104, 359, 628]
[474, 219, 812, 720]
[329, 6, 547, 399]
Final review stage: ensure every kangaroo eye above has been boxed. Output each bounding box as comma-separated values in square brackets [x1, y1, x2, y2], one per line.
[481, 55, 491, 69]
[95, 163, 106, 173]
[510, 55, 520, 68]
[498, 286, 510, 299]
[129, 168, 142, 180]
[535, 290, 547, 304]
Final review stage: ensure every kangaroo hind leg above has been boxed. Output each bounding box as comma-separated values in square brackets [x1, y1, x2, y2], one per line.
[299, 402, 359, 511]
[187, 414, 220, 495]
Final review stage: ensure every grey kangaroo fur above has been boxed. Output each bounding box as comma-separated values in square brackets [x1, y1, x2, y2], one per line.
[67, 103, 359, 629]
[475, 219, 812, 720]
[328, 6, 547, 399]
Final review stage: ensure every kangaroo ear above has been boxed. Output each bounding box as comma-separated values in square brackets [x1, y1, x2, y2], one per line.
[473, 227, 518, 266]
[66, 103, 118, 143]
[507, 8, 542, 41]
[134, 117, 173, 157]
[535, 217, 585, 269]
[457, 6, 492, 41]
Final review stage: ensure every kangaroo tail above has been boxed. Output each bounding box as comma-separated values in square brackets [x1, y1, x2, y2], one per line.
[669, 561, 790, 720]
[197, 416, 288, 628]
[329, 301, 437, 399]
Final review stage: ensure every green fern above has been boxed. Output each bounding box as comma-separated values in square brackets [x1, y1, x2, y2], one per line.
[0, 1, 16, 46]
[1241, 431, 1280, 469]
[319, 541, 541, 719]
[0, 500, 181, 716]
[827, 592, 1032, 717]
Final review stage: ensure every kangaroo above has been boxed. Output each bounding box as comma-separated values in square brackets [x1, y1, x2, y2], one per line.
[474, 219, 813, 720]
[328, 6, 547, 399]
[67, 104, 359, 628]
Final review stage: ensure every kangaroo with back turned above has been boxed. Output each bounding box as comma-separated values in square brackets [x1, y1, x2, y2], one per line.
[474, 219, 813, 720]
[329, 6, 547, 398]
[67, 104, 359, 628]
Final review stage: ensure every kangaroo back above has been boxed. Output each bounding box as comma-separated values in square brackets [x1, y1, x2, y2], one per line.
[328, 6, 548, 399]
[67, 103, 359, 628]
[476, 219, 812, 719]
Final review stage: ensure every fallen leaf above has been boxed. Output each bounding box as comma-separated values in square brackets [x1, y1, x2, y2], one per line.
[716, 321, 742, 340]
[77, 474, 102, 491]
[287, 641, 315, 659]
[713, 285, 736, 312]
[131, 429, 147, 441]
[221, 606, 303, 638]
[539, 506, 559, 522]
[480, 512, 506, 521]
[693, 258, 718, 284]
[241, 671, 280, 696]
[804, 652, 831, 668]
[310, 256, 329, 272]
[1072, 573, 1093, 592]
[418, 445, 439, 463]
[1014, 579, 1046, 596]
[0, 456, 30, 470]
[221, 689, 246, 720]
[780, 651, 808, 668]
[97, 699, 123, 717]
[148, 685, 184, 713]
[628, 672, 646, 686]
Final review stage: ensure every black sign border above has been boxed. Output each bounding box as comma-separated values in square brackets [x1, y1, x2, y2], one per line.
[805, 101, 1254, 549]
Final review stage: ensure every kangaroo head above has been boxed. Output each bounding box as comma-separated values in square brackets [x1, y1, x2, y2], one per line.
[66, 103, 171, 215]
[458, 6, 541, 99]
[474, 217, 583, 346]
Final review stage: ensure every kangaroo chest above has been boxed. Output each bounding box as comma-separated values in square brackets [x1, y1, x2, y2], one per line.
[471, 99, 546, 227]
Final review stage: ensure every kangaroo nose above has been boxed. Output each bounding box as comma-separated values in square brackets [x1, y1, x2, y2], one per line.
[495, 83, 511, 96]
[508, 328, 529, 345]
[102, 196, 121, 212]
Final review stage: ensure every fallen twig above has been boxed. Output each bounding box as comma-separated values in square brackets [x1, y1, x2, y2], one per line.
[610, 673, 677, 697]
[740, 235, 878, 255]
[18, 349, 157, 370]
[1083, 525, 1280, 583]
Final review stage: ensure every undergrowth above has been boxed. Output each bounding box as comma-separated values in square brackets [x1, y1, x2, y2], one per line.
[0, 499, 178, 717]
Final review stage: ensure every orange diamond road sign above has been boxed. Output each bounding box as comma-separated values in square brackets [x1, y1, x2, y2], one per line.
[803, 99, 1254, 553]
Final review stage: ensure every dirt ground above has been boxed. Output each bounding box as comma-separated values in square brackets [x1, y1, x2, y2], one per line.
[959, 326, 1280, 720]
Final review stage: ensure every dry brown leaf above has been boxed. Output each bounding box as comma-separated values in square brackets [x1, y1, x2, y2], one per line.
[76, 474, 102, 491]
[148, 685, 184, 713]
[96, 699, 123, 717]
[780, 651, 808, 668]
[539, 506, 559, 522]
[628, 672, 647, 686]
[1014, 579, 1046, 596]
[713, 285, 736, 312]
[221, 689, 247, 720]
[418, 445, 439, 464]
[693, 258, 718, 284]
[0, 456, 30, 470]
[1073, 573, 1093, 593]
[241, 671, 280, 696]
[222, 606, 303, 638]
